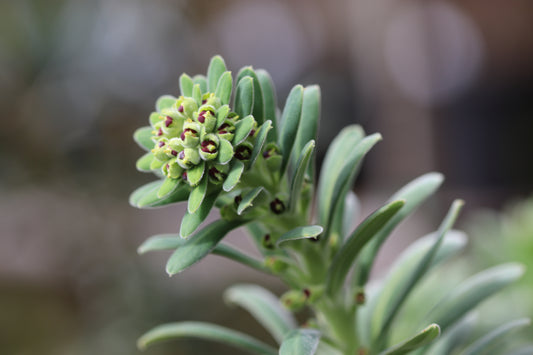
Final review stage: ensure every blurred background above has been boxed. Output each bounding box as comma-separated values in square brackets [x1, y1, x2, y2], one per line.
[1, 0, 532, 354]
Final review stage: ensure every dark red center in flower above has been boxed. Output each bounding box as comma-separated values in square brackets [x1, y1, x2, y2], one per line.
[303, 288, 311, 299]
[248, 129, 255, 137]
[198, 111, 207, 123]
[218, 123, 231, 134]
[178, 151, 185, 159]
[178, 105, 184, 113]
[208, 166, 225, 181]
[235, 146, 252, 160]
[165, 116, 173, 127]
[157, 128, 163, 136]
[182, 171, 188, 180]
[234, 195, 242, 206]
[171, 150, 178, 157]
[158, 141, 165, 147]
[180, 128, 197, 140]
[270, 198, 285, 214]
[201, 140, 217, 153]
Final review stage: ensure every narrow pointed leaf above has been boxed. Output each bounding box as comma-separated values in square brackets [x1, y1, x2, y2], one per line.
[136, 152, 154, 172]
[379, 324, 440, 355]
[217, 139, 234, 165]
[188, 176, 207, 214]
[342, 191, 360, 239]
[427, 313, 477, 355]
[291, 85, 320, 170]
[237, 187, 264, 215]
[215, 71, 233, 105]
[249, 120, 272, 168]
[460, 318, 530, 355]
[179, 73, 194, 97]
[130, 180, 189, 209]
[156, 95, 177, 112]
[212, 244, 270, 273]
[138, 234, 187, 254]
[157, 177, 181, 198]
[207, 55, 227, 92]
[256, 69, 278, 142]
[237, 67, 264, 124]
[138, 321, 276, 355]
[134, 126, 155, 151]
[233, 115, 255, 146]
[354, 172, 445, 287]
[223, 160, 245, 192]
[326, 200, 405, 295]
[192, 83, 202, 104]
[187, 161, 205, 186]
[225, 284, 297, 344]
[180, 192, 219, 238]
[234, 76, 254, 118]
[192, 75, 207, 93]
[289, 140, 315, 212]
[424, 263, 525, 331]
[279, 329, 321, 355]
[276, 225, 323, 246]
[169, 219, 244, 274]
[279, 85, 304, 173]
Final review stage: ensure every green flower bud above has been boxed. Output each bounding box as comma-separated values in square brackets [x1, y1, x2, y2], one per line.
[262, 142, 281, 159]
[234, 142, 253, 161]
[197, 105, 217, 133]
[281, 289, 309, 311]
[264, 256, 288, 273]
[199, 134, 220, 161]
[177, 148, 200, 169]
[202, 93, 221, 108]
[207, 163, 229, 184]
[167, 137, 182, 152]
[261, 234, 275, 250]
[216, 120, 235, 142]
[164, 159, 183, 179]
[152, 138, 170, 162]
[180, 120, 201, 148]
[176, 96, 198, 119]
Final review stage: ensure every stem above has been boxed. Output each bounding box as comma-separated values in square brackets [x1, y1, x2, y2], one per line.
[315, 299, 358, 354]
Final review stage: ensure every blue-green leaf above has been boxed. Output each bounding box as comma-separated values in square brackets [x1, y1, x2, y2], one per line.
[426, 313, 477, 355]
[207, 55, 227, 93]
[276, 225, 323, 246]
[129, 180, 189, 209]
[179, 192, 219, 238]
[192, 83, 202, 104]
[223, 160, 245, 192]
[187, 161, 205, 186]
[187, 176, 207, 214]
[157, 177, 181, 198]
[279, 329, 321, 355]
[326, 200, 405, 295]
[224, 284, 297, 344]
[291, 85, 320, 171]
[134, 126, 155, 151]
[378, 324, 440, 355]
[215, 71, 233, 106]
[192, 75, 207, 93]
[217, 139, 234, 165]
[169, 219, 245, 275]
[138, 321, 276, 355]
[179, 73, 194, 97]
[137, 234, 187, 254]
[249, 120, 272, 168]
[233, 115, 255, 146]
[237, 187, 264, 215]
[256, 69, 278, 142]
[237, 67, 264, 124]
[289, 140, 315, 212]
[136, 152, 154, 172]
[279, 85, 304, 173]
[460, 318, 530, 355]
[234, 76, 254, 118]
[156, 95, 177, 112]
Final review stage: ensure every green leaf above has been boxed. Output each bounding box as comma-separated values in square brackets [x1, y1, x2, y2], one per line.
[237, 67, 264, 124]
[134, 126, 155, 151]
[156, 95, 177, 112]
[378, 324, 440, 355]
[249, 120, 272, 168]
[179, 192, 219, 238]
[217, 139, 234, 165]
[157, 177, 181, 198]
[234, 76, 254, 118]
[217, 105, 230, 127]
[136, 152, 154, 172]
[192, 75, 207, 93]
[212, 244, 270, 273]
[354, 172, 444, 287]
[424, 263, 525, 332]
[289, 140, 315, 212]
[460, 318, 530, 355]
[187, 176, 207, 214]
[237, 187, 264, 215]
[192, 83, 202, 104]
[279, 84, 304, 173]
[224, 284, 297, 344]
[138, 321, 276, 355]
[256, 69, 278, 142]
[291, 85, 320, 171]
[215, 71, 233, 105]
[426, 313, 477, 355]
[279, 329, 321, 355]
[276, 225, 323, 246]
[233, 115, 256, 146]
[342, 191, 360, 239]
[371, 200, 465, 343]
[168, 219, 245, 275]
[137, 234, 187, 254]
[223, 160, 245, 192]
[507, 346, 533, 355]
[150, 157, 165, 170]
[207, 55, 227, 92]
[187, 161, 205, 186]
[179, 73, 194, 97]
[325, 200, 405, 295]
[129, 180, 189, 209]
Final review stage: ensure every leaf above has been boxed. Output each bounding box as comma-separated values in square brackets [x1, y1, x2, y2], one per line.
[342, 191, 360, 239]
[224, 284, 297, 344]
[207, 55, 227, 92]
[460, 318, 530, 355]
[137, 234, 187, 254]
[237, 187, 264, 215]
[187, 161, 205, 186]
[234, 76, 254, 118]
[426, 313, 477, 355]
[156, 95, 177, 112]
[129, 180, 189, 209]
[192, 83, 202, 104]
[134, 126, 155, 151]
[217, 138, 234, 165]
[217, 105, 230, 127]
[187, 176, 207, 214]
[249, 120, 272, 168]
[424, 263, 525, 332]
[138, 321, 276, 355]
[223, 160, 245, 192]
[276, 225, 323, 246]
[291, 85, 320, 171]
[179, 191, 219, 238]
[325, 200, 405, 295]
[192, 74, 207, 93]
[157, 177, 181, 198]
[378, 324, 440, 355]
[371, 200, 465, 343]
[179, 73, 194, 97]
[212, 244, 269, 273]
[279, 329, 321, 355]
[215, 71, 233, 105]
[233, 115, 255, 146]
[289, 140, 315, 212]
[353, 172, 445, 287]
[169, 219, 245, 275]
[237, 67, 264, 124]
[279, 84, 304, 173]
[136, 152, 154, 172]
[256, 69, 278, 142]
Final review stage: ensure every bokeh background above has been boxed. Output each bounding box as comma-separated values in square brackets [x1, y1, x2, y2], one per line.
[1, 0, 533, 354]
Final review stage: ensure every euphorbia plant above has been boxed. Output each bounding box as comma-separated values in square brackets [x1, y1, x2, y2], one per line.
[131, 56, 531, 354]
